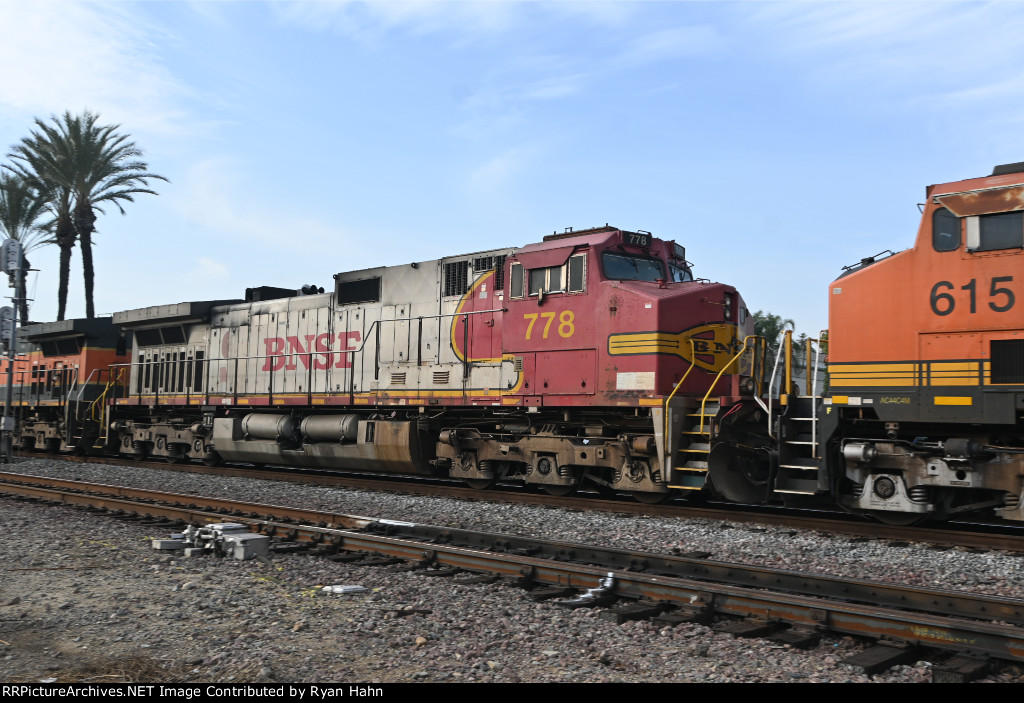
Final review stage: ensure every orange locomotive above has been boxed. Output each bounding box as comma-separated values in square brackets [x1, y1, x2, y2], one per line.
[710, 161, 1024, 523]
[0, 318, 128, 453]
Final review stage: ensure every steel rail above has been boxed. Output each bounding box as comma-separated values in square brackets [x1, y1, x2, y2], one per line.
[6, 468, 1022, 626]
[18, 456, 1024, 553]
[2, 474, 1024, 664]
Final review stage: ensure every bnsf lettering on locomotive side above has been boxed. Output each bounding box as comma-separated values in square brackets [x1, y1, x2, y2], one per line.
[692, 339, 731, 354]
[261, 332, 362, 371]
[929, 276, 1015, 316]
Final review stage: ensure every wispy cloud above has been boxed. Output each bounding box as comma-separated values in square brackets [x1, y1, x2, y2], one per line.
[749, 3, 1024, 92]
[270, 0, 526, 44]
[467, 145, 536, 195]
[615, 24, 726, 67]
[0, 2, 194, 137]
[270, 0, 640, 43]
[174, 157, 349, 248]
[742, 2, 1024, 144]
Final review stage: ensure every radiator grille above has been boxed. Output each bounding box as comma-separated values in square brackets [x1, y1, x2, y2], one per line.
[473, 255, 506, 290]
[433, 371, 450, 385]
[443, 261, 469, 297]
[992, 339, 1024, 384]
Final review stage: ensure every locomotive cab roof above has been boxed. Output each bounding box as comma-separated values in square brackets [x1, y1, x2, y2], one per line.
[20, 317, 118, 342]
[112, 299, 243, 329]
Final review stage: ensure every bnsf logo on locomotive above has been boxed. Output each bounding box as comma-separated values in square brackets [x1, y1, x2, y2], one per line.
[261, 332, 362, 370]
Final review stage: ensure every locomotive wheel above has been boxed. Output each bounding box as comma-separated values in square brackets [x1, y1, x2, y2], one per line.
[630, 490, 675, 504]
[541, 484, 577, 497]
[165, 454, 189, 464]
[707, 443, 771, 504]
[463, 478, 496, 490]
[202, 451, 222, 467]
[865, 510, 930, 526]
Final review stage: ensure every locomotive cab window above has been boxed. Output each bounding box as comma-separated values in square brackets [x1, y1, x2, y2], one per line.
[932, 207, 961, 252]
[509, 262, 524, 298]
[602, 252, 666, 282]
[566, 253, 585, 293]
[966, 211, 1024, 252]
[670, 263, 693, 282]
[525, 254, 586, 297]
[529, 265, 562, 295]
[979, 211, 1023, 252]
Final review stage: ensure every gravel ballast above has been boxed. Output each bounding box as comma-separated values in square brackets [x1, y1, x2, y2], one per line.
[2, 457, 1023, 683]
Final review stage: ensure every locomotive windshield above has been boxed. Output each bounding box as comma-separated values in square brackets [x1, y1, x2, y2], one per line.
[602, 252, 666, 282]
[670, 263, 693, 282]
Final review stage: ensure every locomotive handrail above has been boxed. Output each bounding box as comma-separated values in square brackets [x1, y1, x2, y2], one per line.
[661, 337, 698, 466]
[89, 368, 125, 423]
[60, 366, 81, 438]
[110, 305, 510, 405]
[811, 335, 823, 459]
[699, 334, 759, 434]
[766, 338, 783, 438]
[749, 335, 768, 398]
[71, 367, 100, 407]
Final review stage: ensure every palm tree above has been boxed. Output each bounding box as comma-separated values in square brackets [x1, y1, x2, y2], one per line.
[8, 111, 166, 319]
[752, 310, 795, 362]
[0, 172, 55, 323]
[6, 132, 75, 321]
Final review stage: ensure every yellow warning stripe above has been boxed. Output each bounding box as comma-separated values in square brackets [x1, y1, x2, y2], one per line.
[829, 363, 917, 373]
[934, 396, 973, 406]
[608, 332, 684, 356]
[830, 378, 917, 388]
[930, 362, 979, 372]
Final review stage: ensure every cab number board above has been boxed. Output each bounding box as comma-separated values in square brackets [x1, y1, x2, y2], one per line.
[623, 232, 651, 247]
[930, 276, 1015, 316]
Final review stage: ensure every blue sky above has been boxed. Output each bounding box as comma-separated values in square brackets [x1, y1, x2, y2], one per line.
[0, 1, 1021, 337]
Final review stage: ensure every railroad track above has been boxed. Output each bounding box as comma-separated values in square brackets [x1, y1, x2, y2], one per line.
[0, 470, 1021, 681]
[27, 452, 1024, 553]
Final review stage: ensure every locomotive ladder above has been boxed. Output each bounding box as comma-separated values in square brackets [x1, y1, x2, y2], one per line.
[772, 333, 825, 496]
[665, 334, 763, 492]
[668, 399, 719, 491]
[774, 395, 822, 495]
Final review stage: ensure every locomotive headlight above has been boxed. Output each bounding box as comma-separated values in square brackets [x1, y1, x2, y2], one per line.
[723, 293, 734, 321]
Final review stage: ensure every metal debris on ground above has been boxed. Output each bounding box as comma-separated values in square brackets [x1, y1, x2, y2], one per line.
[321, 585, 368, 594]
[151, 523, 269, 560]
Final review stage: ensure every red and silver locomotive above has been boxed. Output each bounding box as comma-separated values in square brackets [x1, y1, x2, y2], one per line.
[95, 225, 750, 501]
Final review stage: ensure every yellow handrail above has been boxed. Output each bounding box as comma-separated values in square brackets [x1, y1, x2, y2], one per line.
[699, 334, 759, 433]
[661, 337, 698, 460]
[89, 368, 125, 423]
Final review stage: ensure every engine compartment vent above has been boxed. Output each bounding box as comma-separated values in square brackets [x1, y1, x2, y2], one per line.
[991, 339, 1024, 384]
